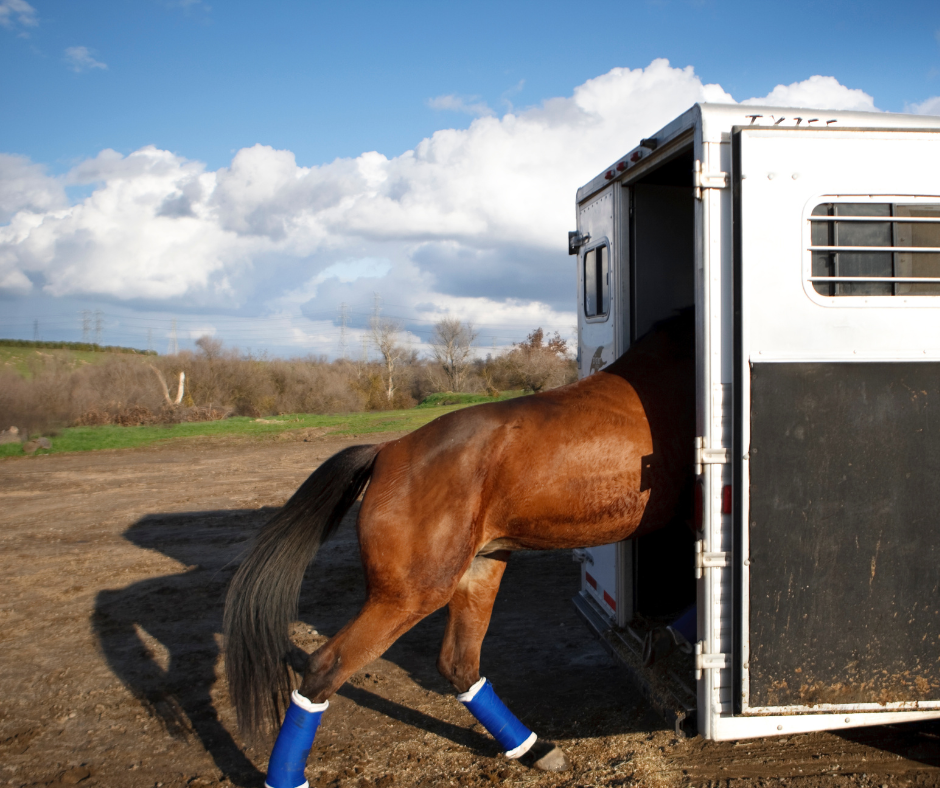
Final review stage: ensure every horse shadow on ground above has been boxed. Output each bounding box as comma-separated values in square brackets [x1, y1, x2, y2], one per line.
[93, 507, 271, 787]
[93, 501, 647, 786]
[94, 503, 940, 787]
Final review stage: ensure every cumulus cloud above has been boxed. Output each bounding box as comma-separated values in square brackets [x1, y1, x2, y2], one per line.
[64, 46, 107, 73]
[0, 60, 882, 349]
[742, 75, 877, 112]
[428, 94, 495, 117]
[0, 154, 67, 223]
[907, 95, 940, 116]
[0, 0, 37, 30]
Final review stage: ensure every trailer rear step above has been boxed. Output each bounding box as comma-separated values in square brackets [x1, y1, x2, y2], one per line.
[572, 591, 697, 738]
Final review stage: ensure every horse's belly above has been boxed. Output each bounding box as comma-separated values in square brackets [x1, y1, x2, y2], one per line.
[490, 479, 652, 552]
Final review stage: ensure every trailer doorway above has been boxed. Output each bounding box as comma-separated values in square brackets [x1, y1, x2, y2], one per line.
[627, 149, 697, 622]
[574, 142, 701, 733]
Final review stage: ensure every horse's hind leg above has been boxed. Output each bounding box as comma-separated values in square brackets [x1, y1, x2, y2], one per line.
[300, 594, 443, 702]
[437, 552, 570, 772]
[265, 594, 445, 788]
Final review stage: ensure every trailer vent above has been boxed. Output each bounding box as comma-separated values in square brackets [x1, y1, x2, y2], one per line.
[808, 202, 940, 296]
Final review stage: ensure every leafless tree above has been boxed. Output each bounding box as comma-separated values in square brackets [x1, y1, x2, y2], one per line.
[499, 327, 575, 393]
[195, 335, 223, 360]
[371, 316, 406, 403]
[430, 317, 478, 392]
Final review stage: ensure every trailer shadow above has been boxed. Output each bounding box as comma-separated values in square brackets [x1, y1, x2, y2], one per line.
[837, 721, 940, 768]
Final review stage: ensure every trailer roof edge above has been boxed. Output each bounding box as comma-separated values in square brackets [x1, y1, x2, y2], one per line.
[576, 102, 940, 205]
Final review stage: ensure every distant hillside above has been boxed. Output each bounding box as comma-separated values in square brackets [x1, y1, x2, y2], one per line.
[0, 339, 155, 354]
[0, 343, 155, 379]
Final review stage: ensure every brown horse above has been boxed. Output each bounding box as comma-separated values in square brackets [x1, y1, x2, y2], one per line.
[224, 310, 694, 776]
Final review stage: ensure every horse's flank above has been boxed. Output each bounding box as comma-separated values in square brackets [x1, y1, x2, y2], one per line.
[361, 309, 694, 567]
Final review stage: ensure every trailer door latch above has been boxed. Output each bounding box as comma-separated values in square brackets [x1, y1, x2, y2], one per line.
[694, 436, 729, 475]
[695, 642, 730, 679]
[694, 540, 729, 578]
[693, 160, 729, 199]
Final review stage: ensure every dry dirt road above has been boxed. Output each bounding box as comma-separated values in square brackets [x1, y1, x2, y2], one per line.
[1, 432, 938, 788]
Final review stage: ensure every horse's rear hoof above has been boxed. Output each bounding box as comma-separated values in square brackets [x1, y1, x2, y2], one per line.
[521, 740, 570, 772]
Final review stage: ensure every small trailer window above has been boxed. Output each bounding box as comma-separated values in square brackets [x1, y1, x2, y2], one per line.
[809, 202, 940, 296]
[584, 244, 609, 317]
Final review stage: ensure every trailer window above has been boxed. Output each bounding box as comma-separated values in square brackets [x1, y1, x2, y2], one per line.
[584, 244, 609, 317]
[809, 203, 940, 296]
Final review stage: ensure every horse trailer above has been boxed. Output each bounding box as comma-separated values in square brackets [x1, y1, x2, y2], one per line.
[570, 102, 940, 740]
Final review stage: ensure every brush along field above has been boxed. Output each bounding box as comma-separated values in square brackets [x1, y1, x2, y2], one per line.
[0, 429, 938, 788]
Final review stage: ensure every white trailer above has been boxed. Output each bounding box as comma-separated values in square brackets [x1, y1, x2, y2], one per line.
[570, 102, 940, 740]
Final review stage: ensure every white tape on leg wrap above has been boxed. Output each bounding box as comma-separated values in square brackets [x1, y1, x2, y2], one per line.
[290, 690, 329, 713]
[505, 731, 537, 759]
[456, 676, 486, 703]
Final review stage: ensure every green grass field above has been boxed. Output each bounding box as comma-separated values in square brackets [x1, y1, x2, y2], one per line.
[415, 391, 525, 408]
[0, 391, 528, 458]
[0, 345, 147, 378]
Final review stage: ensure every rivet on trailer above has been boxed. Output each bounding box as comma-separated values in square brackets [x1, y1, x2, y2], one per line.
[570, 102, 940, 740]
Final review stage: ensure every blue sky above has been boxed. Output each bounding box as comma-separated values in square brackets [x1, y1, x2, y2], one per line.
[2, 0, 940, 355]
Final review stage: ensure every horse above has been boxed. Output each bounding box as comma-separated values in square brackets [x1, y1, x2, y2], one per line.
[223, 311, 694, 786]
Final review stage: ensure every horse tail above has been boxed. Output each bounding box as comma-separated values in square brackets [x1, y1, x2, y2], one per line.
[223, 443, 382, 735]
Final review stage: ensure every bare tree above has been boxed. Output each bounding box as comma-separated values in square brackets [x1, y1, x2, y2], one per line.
[430, 317, 477, 392]
[371, 316, 406, 403]
[500, 327, 575, 393]
[195, 335, 223, 360]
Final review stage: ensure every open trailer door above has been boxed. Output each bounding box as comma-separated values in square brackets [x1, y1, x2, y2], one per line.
[573, 183, 633, 625]
[724, 124, 940, 738]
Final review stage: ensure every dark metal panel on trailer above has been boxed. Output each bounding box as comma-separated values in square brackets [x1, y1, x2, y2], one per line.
[748, 362, 940, 708]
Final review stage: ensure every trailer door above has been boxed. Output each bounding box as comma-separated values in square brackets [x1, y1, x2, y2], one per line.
[575, 185, 631, 623]
[731, 125, 940, 727]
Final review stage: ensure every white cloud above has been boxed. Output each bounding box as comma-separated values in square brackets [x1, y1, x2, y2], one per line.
[428, 94, 495, 117]
[0, 0, 37, 29]
[64, 46, 107, 73]
[0, 61, 882, 351]
[743, 75, 877, 112]
[0, 154, 67, 223]
[907, 95, 940, 116]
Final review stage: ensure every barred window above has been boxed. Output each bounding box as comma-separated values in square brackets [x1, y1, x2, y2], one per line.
[809, 203, 940, 296]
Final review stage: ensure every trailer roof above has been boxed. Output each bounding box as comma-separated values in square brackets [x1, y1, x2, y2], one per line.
[576, 102, 940, 205]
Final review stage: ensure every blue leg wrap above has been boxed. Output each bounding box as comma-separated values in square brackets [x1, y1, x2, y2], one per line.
[669, 604, 697, 645]
[264, 691, 328, 788]
[458, 677, 536, 758]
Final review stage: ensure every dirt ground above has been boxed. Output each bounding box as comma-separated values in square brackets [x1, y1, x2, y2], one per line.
[1, 431, 938, 788]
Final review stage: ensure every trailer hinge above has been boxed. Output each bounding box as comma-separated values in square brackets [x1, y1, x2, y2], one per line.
[572, 548, 594, 565]
[694, 641, 730, 679]
[692, 160, 729, 200]
[694, 436, 729, 475]
[694, 540, 729, 579]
